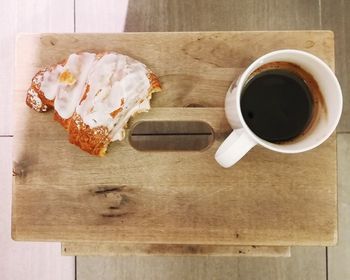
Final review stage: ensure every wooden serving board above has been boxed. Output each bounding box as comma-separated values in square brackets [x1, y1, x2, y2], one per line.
[13, 32, 337, 246]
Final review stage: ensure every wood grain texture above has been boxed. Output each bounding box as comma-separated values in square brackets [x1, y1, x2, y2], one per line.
[13, 32, 337, 246]
[75, 0, 129, 32]
[130, 121, 214, 151]
[76, 247, 325, 280]
[328, 134, 350, 280]
[62, 242, 290, 257]
[321, 0, 350, 132]
[72, 0, 326, 260]
[124, 0, 321, 32]
[14, 31, 335, 108]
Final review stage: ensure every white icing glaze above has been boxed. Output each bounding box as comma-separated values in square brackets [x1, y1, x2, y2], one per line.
[40, 65, 64, 100]
[76, 53, 151, 141]
[110, 97, 151, 141]
[54, 53, 96, 119]
[38, 52, 153, 142]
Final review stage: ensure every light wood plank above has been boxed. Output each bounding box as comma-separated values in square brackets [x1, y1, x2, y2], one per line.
[62, 242, 290, 257]
[75, 0, 129, 32]
[13, 32, 337, 246]
[125, 0, 321, 32]
[321, 0, 350, 132]
[328, 134, 350, 280]
[76, 247, 325, 280]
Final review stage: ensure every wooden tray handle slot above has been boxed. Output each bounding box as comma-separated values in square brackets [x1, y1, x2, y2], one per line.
[127, 108, 231, 151]
[129, 121, 215, 151]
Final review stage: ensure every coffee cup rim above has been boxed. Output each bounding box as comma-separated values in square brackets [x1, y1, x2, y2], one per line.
[234, 49, 343, 153]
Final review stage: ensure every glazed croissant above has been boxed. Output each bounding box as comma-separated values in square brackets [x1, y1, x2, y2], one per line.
[26, 52, 161, 156]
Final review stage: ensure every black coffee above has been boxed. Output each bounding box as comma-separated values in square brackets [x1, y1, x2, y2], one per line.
[241, 68, 314, 143]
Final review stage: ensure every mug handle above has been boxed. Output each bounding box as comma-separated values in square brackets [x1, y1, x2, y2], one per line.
[215, 128, 257, 168]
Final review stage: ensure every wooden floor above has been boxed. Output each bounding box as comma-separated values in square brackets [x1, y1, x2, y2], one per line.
[0, 0, 349, 279]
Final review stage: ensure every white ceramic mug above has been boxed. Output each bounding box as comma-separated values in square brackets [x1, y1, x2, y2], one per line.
[215, 49, 343, 168]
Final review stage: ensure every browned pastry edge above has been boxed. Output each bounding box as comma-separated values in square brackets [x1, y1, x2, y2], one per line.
[26, 69, 54, 112]
[54, 112, 71, 130]
[68, 113, 110, 156]
[68, 73, 162, 156]
[25, 58, 162, 156]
